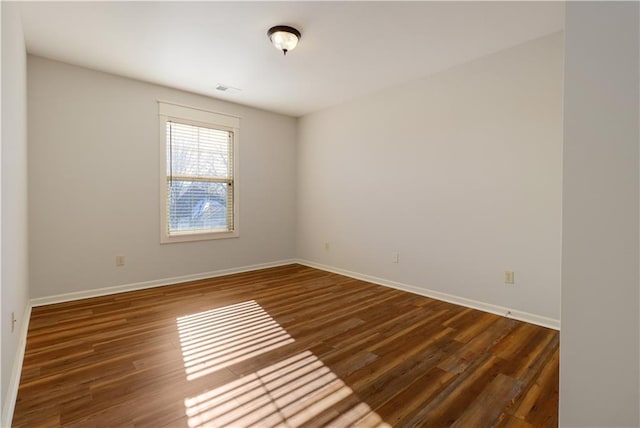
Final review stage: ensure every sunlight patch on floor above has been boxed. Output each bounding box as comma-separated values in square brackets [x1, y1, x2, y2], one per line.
[178, 301, 389, 427]
[176, 300, 294, 380]
[184, 351, 390, 427]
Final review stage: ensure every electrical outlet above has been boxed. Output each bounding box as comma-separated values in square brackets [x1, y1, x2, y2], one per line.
[392, 251, 399, 263]
[324, 242, 330, 251]
[116, 255, 126, 266]
[504, 271, 514, 284]
[11, 312, 16, 333]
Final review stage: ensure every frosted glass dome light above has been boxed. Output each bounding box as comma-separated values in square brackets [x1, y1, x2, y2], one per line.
[268, 26, 302, 55]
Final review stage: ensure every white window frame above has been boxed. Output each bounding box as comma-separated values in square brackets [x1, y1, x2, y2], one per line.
[158, 101, 240, 243]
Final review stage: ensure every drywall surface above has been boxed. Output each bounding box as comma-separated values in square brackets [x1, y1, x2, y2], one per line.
[560, 2, 640, 426]
[1, 2, 29, 416]
[297, 33, 563, 321]
[28, 56, 297, 298]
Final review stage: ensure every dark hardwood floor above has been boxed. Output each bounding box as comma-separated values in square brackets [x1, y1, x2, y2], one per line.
[13, 264, 558, 427]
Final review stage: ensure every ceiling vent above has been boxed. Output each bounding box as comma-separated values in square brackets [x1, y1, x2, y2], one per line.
[215, 84, 241, 93]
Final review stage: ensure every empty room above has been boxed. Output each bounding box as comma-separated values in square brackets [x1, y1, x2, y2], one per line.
[2, 1, 639, 427]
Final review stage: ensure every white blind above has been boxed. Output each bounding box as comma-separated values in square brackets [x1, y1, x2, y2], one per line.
[166, 121, 234, 234]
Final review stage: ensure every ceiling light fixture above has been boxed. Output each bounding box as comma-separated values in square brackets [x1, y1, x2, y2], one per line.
[268, 25, 301, 56]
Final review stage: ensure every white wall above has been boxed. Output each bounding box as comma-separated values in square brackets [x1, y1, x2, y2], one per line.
[27, 56, 297, 299]
[1, 2, 30, 420]
[560, 2, 640, 426]
[297, 33, 563, 323]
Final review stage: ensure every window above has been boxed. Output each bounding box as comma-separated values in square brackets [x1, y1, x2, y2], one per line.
[159, 101, 239, 243]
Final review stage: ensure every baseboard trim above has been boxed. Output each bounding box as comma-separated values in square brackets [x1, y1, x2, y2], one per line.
[30, 259, 297, 307]
[296, 259, 560, 330]
[1, 303, 32, 427]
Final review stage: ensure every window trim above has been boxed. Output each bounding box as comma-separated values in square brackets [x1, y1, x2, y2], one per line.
[158, 101, 240, 244]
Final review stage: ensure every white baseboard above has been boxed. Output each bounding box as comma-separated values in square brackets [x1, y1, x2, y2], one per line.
[30, 259, 297, 307]
[296, 259, 560, 330]
[1, 303, 31, 427]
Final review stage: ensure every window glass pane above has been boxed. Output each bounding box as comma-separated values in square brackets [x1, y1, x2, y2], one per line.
[168, 180, 228, 232]
[167, 122, 230, 178]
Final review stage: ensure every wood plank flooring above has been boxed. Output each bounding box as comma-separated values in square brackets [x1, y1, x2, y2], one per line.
[13, 264, 558, 427]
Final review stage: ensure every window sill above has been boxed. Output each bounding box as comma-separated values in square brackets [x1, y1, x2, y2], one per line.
[161, 230, 239, 244]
